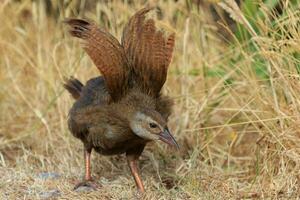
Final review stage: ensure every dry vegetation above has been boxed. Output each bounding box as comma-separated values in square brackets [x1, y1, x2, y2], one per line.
[1, 0, 300, 199]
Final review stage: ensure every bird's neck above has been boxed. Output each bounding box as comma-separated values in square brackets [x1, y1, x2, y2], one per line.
[113, 90, 156, 120]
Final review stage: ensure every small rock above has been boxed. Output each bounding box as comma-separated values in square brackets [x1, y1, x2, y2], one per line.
[37, 172, 60, 180]
[39, 189, 61, 199]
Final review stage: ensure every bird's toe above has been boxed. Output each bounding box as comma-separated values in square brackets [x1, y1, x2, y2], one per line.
[73, 180, 100, 192]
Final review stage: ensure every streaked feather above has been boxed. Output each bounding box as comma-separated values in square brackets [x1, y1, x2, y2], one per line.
[64, 18, 130, 101]
[122, 7, 175, 96]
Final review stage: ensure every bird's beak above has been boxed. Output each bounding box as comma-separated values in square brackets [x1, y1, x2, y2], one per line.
[159, 128, 179, 149]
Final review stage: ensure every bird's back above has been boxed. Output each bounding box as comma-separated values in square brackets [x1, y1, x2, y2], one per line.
[73, 76, 110, 109]
[67, 76, 111, 141]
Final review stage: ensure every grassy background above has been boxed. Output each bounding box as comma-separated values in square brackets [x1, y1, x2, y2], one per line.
[1, 0, 300, 199]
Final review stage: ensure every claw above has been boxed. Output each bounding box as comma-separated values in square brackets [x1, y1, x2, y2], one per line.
[73, 180, 100, 191]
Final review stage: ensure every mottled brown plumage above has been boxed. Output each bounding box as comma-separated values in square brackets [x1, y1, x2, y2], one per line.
[64, 7, 177, 193]
[122, 7, 175, 96]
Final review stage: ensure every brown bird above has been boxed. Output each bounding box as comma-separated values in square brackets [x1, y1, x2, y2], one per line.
[64, 7, 177, 193]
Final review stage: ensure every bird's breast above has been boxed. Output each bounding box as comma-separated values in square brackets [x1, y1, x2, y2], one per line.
[93, 137, 147, 155]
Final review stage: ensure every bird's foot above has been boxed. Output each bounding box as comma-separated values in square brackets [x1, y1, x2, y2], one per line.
[73, 179, 100, 191]
[135, 190, 146, 198]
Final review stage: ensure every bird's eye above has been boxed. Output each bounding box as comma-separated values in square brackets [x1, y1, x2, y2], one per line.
[149, 123, 158, 129]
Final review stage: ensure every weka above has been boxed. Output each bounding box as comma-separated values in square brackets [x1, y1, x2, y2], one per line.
[64, 7, 178, 193]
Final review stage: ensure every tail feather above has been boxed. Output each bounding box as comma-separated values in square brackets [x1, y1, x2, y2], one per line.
[63, 77, 83, 99]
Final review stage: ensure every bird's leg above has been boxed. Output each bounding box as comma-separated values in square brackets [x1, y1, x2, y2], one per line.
[73, 147, 99, 190]
[84, 148, 92, 181]
[126, 154, 145, 193]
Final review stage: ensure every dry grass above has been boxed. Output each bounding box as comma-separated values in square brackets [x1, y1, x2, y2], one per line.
[1, 0, 300, 199]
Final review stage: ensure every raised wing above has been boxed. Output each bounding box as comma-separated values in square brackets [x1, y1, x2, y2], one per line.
[122, 7, 175, 97]
[65, 19, 130, 101]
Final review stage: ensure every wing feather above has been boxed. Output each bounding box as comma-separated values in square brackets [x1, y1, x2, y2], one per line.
[122, 7, 175, 96]
[65, 19, 130, 101]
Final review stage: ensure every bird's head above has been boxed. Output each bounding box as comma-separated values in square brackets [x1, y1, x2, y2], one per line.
[129, 109, 179, 149]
